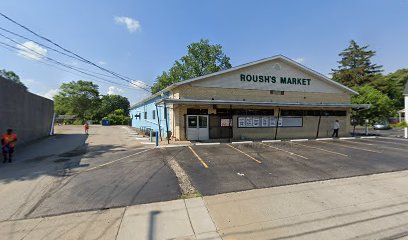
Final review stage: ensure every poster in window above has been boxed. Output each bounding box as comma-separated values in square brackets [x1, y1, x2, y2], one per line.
[238, 117, 246, 128]
[278, 118, 283, 126]
[253, 117, 260, 127]
[221, 119, 232, 127]
[261, 117, 269, 127]
[269, 117, 276, 127]
[246, 117, 253, 127]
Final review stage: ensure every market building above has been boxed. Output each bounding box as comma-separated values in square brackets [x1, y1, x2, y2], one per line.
[130, 55, 368, 141]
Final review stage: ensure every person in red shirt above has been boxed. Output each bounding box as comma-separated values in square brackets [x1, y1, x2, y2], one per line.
[84, 123, 89, 135]
[1, 129, 17, 163]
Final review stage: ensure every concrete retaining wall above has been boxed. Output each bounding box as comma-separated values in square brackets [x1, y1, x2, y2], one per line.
[0, 76, 54, 145]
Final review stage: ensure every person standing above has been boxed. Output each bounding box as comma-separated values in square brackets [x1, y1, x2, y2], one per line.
[84, 122, 89, 135]
[332, 120, 340, 138]
[1, 129, 17, 163]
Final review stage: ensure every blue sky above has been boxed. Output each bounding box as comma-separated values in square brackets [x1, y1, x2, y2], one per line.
[1, 0, 408, 104]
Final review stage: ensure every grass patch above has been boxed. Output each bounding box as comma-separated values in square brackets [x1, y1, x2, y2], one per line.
[181, 191, 203, 199]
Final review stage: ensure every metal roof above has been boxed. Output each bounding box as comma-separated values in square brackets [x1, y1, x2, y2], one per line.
[157, 98, 370, 110]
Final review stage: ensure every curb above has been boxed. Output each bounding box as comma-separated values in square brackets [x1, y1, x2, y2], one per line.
[262, 140, 281, 143]
[231, 141, 253, 144]
[290, 139, 309, 142]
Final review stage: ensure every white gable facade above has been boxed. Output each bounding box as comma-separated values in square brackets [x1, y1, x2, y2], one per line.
[132, 55, 368, 141]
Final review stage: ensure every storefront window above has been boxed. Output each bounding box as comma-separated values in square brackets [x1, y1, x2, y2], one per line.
[188, 116, 197, 128]
[199, 116, 208, 128]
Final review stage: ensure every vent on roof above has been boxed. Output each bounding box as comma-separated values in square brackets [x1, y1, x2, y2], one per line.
[273, 63, 281, 70]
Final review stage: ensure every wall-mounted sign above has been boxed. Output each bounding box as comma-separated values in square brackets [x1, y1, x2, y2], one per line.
[253, 117, 260, 127]
[238, 116, 300, 128]
[240, 74, 311, 86]
[245, 117, 253, 127]
[221, 119, 232, 127]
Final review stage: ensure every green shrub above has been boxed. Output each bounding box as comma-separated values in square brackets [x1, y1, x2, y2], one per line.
[390, 122, 408, 128]
[102, 109, 130, 125]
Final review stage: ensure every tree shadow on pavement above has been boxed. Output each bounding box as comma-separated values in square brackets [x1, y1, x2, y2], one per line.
[0, 133, 131, 184]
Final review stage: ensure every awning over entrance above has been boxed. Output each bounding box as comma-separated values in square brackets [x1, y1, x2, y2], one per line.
[156, 98, 370, 110]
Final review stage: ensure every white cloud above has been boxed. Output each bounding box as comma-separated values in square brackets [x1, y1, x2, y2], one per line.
[21, 78, 37, 86]
[107, 86, 124, 95]
[114, 16, 141, 33]
[17, 41, 47, 60]
[43, 88, 59, 100]
[97, 61, 107, 65]
[130, 80, 150, 90]
[294, 57, 305, 64]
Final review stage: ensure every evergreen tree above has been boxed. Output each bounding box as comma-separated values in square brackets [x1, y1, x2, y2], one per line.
[332, 40, 383, 88]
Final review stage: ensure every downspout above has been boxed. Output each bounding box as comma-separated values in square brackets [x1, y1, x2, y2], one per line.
[155, 104, 162, 141]
[316, 110, 322, 138]
[274, 108, 280, 140]
[164, 102, 170, 144]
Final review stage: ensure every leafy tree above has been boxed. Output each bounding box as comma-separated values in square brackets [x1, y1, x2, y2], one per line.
[332, 40, 383, 88]
[54, 80, 100, 120]
[352, 85, 396, 124]
[372, 69, 408, 110]
[102, 109, 130, 125]
[98, 95, 130, 118]
[151, 39, 232, 93]
[0, 69, 27, 89]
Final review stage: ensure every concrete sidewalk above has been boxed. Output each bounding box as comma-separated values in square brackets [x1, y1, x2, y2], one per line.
[3, 170, 408, 239]
[0, 198, 221, 240]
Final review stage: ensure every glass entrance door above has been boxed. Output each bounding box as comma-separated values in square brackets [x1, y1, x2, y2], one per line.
[186, 115, 209, 140]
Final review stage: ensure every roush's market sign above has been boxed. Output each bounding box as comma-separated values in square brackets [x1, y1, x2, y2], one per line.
[240, 74, 311, 86]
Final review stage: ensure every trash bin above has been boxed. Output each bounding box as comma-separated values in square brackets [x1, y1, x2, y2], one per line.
[101, 120, 110, 126]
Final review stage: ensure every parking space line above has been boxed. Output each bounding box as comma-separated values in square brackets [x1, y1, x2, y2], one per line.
[226, 144, 262, 164]
[347, 139, 408, 152]
[318, 141, 382, 153]
[341, 140, 374, 146]
[360, 138, 408, 147]
[260, 143, 309, 160]
[291, 142, 349, 157]
[379, 136, 408, 142]
[83, 149, 153, 172]
[188, 146, 209, 168]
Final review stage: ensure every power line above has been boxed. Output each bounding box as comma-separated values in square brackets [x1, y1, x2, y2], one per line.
[0, 12, 152, 92]
[0, 32, 151, 92]
[0, 41, 142, 91]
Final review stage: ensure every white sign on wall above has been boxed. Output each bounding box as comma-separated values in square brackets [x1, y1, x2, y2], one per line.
[238, 116, 298, 128]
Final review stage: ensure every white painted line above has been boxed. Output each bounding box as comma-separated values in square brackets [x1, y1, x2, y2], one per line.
[319, 141, 382, 153]
[231, 141, 253, 144]
[83, 149, 152, 172]
[260, 143, 308, 159]
[339, 137, 356, 140]
[290, 139, 309, 142]
[316, 138, 334, 141]
[292, 142, 348, 157]
[141, 142, 155, 145]
[262, 140, 281, 143]
[361, 136, 377, 139]
[379, 136, 408, 141]
[195, 142, 220, 146]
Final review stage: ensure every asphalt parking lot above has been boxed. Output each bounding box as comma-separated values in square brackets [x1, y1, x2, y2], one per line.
[170, 137, 408, 195]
